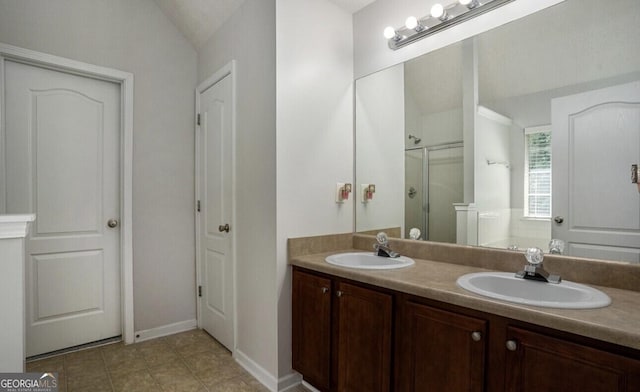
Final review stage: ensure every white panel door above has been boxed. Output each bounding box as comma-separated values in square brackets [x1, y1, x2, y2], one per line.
[552, 80, 640, 263]
[4, 60, 121, 356]
[198, 74, 234, 350]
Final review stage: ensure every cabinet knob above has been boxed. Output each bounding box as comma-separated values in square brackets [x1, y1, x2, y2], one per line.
[471, 331, 482, 342]
[506, 340, 518, 351]
[336, 290, 343, 297]
[321, 287, 329, 294]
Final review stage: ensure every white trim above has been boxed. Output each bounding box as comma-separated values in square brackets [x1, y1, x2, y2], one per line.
[279, 372, 304, 392]
[195, 60, 237, 352]
[300, 381, 321, 392]
[233, 349, 278, 392]
[0, 43, 135, 345]
[133, 319, 197, 343]
[524, 124, 551, 135]
[0, 214, 35, 239]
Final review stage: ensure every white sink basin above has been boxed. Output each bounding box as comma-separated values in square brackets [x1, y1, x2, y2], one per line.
[456, 272, 611, 309]
[325, 252, 415, 270]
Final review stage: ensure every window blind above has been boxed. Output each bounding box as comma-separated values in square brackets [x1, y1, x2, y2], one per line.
[524, 128, 551, 218]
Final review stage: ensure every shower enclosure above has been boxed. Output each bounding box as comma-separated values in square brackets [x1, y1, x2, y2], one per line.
[405, 141, 464, 242]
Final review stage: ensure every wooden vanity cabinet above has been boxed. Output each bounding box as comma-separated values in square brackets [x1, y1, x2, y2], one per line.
[293, 267, 640, 392]
[292, 269, 332, 391]
[292, 267, 393, 392]
[504, 326, 640, 392]
[335, 280, 393, 392]
[395, 300, 488, 392]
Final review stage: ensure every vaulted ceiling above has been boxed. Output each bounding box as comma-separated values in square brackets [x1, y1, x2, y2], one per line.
[153, 0, 375, 49]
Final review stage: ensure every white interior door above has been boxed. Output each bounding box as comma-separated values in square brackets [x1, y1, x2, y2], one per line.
[552, 80, 640, 262]
[197, 72, 234, 350]
[4, 60, 122, 356]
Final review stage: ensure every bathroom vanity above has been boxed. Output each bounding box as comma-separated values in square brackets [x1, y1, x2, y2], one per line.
[290, 234, 640, 392]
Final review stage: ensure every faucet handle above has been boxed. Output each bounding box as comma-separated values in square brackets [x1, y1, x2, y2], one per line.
[549, 239, 565, 254]
[524, 247, 544, 265]
[376, 232, 389, 246]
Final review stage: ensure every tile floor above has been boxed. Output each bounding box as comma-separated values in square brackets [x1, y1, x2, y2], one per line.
[26, 329, 309, 392]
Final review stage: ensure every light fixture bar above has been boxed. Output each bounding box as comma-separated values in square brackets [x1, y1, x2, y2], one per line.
[387, 0, 515, 50]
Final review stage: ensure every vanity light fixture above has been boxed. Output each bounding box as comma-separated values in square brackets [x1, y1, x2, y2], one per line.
[405, 16, 426, 32]
[383, 26, 404, 41]
[384, 0, 515, 50]
[459, 0, 480, 9]
[430, 3, 449, 21]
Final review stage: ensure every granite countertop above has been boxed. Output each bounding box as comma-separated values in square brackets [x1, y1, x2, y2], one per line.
[291, 249, 640, 351]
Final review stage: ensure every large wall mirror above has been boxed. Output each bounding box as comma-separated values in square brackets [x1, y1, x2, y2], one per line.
[355, 0, 640, 263]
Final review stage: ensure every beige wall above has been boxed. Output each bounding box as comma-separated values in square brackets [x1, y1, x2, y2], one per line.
[0, 0, 198, 332]
[197, 0, 279, 381]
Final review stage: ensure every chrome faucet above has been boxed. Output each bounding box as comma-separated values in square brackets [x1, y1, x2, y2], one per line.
[515, 247, 561, 284]
[549, 239, 565, 255]
[373, 232, 400, 258]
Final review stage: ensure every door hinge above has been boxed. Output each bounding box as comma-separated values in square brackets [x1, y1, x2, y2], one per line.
[197, 113, 201, 126]
[197, 200, 201, 212]
[198, 285, 202, 297]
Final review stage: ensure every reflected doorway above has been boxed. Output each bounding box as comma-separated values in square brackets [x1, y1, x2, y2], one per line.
[405, 142, 464, 242]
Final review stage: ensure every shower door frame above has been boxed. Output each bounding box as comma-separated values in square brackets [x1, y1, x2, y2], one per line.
[406, 141, 463, 240]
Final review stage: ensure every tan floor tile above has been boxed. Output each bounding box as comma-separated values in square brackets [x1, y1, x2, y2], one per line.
[111, 370, 159, 392]
[243, 376, 268, 392]
[26, 355, 64, 369]
[195, 360, 247, 385]
[26, 330, 266, 392]
[166, 331, 221, 356]
[148, 362, 191, 381]
[107, 357, 147, 379]
[149, 362, 206, 392]
[205, 376, 255, 392]
[181, 350, 222, 374]
[162, 330, 207, 347]
[67, 372, 111, 392]
[64, 348, 104, 365]
[241, 376, 270, 392]
[138, 343, 181, 368]
[102, 345, 146, 377]
[65, 357, 107, 379]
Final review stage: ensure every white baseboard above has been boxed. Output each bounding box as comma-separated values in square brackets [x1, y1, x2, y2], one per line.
[133, 319, 197, 343]
[301, 381, 321, 392]
[234, 349, 278, 391]
[278, 371, 303, 391]
[234, 349, 303, 392]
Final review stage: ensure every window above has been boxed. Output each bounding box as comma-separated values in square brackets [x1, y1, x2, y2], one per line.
[524, 126, 551, 218]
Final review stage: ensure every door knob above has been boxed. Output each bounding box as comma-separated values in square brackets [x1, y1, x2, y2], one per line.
[554, 216, 564, 224]
[107, 219, 119, 228]
[218, 223, 230, 233]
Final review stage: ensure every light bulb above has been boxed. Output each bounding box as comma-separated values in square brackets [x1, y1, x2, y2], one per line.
[405, 16, 418, 30]
[430, 3, 444, 18]
[459, 0, 479, 8]
[383, 26, 397, 39]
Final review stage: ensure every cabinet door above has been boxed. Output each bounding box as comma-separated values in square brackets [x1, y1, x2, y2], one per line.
[292, 269, 332, 391]
[505, 327, 640, 392]
[397, 301, 487, 392]
[336, 281, 393, 392]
